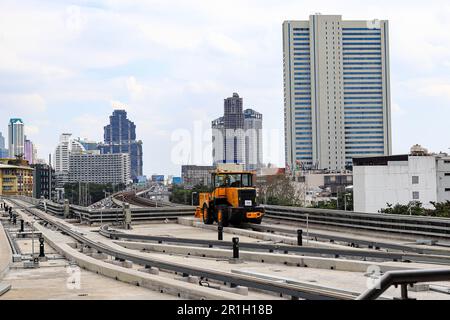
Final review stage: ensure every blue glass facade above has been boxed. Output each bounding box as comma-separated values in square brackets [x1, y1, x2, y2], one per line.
[342, 27, 386, 166]
[99, 110, 143, 182]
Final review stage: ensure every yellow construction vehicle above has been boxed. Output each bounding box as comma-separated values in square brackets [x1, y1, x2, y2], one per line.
[194, 169, 264, 226]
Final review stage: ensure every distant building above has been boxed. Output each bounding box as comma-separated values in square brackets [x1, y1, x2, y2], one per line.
[54, 133, 86, 187]
[172, 177, 182, 185]
[181, 165, 215, 187]
[294, 170, 353, 196]
[8, 118, 25, 158]
[0, 149, 8, 158]
[0, 132, 8, 158]
[151, 175, 165, 183]
[0, 158, 33, 197]
[0, 132, 4, 150]
[75, 138, 100, 153]
[99, 110, 143, 182]
[32, 163, 55, 200]
[244, 109, 263, 170]
[68, 153, 131, 185]
[283, 15, 392, 172]
[353, 145, 450, 213]
[212, 93, 263, 170]
[24, 137, 34, 164]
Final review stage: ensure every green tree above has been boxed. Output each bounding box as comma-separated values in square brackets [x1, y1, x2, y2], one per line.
[169, 184, 212, 205]
[64, 182, 126, 206]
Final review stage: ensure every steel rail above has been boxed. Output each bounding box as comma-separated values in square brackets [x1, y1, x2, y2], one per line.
[8, 199, 354, 300]
[97, 225, 450, 265]
[242, 223, 450, 256]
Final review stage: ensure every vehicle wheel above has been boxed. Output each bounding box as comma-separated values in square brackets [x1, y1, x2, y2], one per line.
[252, 217, 262, 225]
[202, 205, 214, 225]
[220, 208, 230, 227]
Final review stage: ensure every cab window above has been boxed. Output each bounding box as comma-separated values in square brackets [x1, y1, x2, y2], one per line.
[214, 174, 253, 187]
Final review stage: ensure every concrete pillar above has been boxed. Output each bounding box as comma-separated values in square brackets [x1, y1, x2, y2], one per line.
[123, 203, 131, 230]
[64, 199, 70, 218]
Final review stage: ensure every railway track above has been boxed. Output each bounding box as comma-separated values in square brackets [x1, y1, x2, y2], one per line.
[114, 191, 178, 208]
[7, 198, 356, 300]
[241, 223, 450, 256]
[99, 224, 450, 266]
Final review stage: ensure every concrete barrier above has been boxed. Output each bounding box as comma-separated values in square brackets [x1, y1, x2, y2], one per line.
[0, 224, 12, 280]
[180, 217, 352, 250]
[115, 240, 428, 273]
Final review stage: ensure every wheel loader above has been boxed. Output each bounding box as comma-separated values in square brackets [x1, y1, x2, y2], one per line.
[194, 169, 265, 226]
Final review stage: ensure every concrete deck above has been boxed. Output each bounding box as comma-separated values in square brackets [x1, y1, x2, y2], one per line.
[6, 198, 450, 300]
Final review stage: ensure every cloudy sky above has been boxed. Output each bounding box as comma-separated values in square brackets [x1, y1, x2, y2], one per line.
[1, 0, 450, 177]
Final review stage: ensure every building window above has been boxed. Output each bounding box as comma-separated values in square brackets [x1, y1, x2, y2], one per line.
[445, 188, 450, 192]
[412, 191, 419, 200]
[445, 173, 450, 176]
[412, 176, 419, 184]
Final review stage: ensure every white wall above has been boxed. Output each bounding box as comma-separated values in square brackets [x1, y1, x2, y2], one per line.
[436, 157, 450, 202]
[354, 156, 437, 213]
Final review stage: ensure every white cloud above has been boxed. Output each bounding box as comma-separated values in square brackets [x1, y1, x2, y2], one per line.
[2, 0, 450, 174]
[24, 125, 40, 136]
[0, 93, 47, 113]
[391, 102, 406, 116]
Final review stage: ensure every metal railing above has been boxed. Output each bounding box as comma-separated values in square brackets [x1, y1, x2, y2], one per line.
[264, 205, 450, 239]
[9, 196, 194, 224]
[357, 268, 450, 300]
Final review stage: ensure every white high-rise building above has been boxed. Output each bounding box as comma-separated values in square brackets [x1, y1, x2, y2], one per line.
[283, 14, 392, 172]
[244, 109, 263, 170]
[54, 133, 86, 187]
[8, 118, 25, 158]
[212, 93, 263, 170]
[68, 153, 131, 185]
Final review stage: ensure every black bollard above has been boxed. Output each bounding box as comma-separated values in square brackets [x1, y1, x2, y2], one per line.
[232, 237, 239, 259]
[20, 219, 24, 232]
[218, 224, 223, 241]
[39, 237, 45, 258]
[12, 214, 17, 225]
[297, 229, 303, 246]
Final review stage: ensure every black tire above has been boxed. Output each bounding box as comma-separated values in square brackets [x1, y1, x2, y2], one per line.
[251, 217, 262, 225]
[202, 204, 214, 225]
[221, 208, 230, 227]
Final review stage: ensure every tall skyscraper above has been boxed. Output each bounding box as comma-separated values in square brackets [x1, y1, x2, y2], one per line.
[99, 110, 143, 181]
[283, 15, 392, 172]
[212, 93, 263, 170]
[8, 118, 25, 158]
[243, 109, 263, 170]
